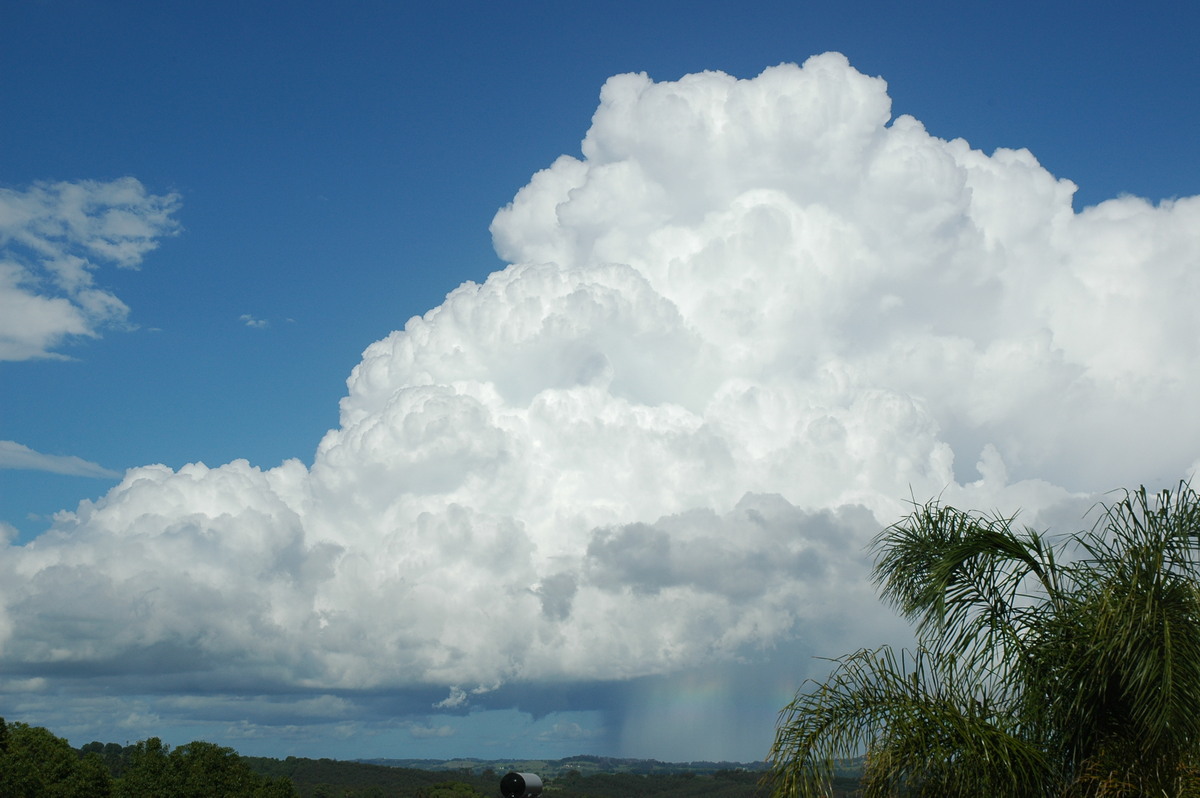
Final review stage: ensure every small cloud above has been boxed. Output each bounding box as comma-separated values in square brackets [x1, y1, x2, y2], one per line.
[240, 314, 269, 329]
[433, 687, 468, 709]
[0, 677, 46, 693]
[0, 440, 121, 478]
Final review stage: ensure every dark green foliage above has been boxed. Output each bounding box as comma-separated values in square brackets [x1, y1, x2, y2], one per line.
[768, 483, 1200, 797]
[0, 721, 295, 798]
[423, 780, 488, 798]
[112, 737, 297, 798]
[0, 718, 114, 797]
[114, 736, 172, 797]
[80, 741, 134, 779]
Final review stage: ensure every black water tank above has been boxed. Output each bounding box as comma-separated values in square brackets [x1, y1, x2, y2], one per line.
[500, 772, 543, 798]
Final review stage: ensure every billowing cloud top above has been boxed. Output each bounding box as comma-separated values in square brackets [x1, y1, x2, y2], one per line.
[4, 55, 1199, 707]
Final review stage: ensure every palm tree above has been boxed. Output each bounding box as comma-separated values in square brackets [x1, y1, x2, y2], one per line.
[767, 483, 1200, 797]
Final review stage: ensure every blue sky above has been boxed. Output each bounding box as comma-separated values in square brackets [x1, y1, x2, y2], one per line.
[2, 0, 1199, 764]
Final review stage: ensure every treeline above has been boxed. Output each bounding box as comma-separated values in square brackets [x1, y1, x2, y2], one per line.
[0, 716, 788, 798]
[0, 718, 295, 797]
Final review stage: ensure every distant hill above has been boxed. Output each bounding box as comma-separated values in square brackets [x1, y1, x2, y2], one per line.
[357, 755, 770, 777]
[244, 754, 782, 798]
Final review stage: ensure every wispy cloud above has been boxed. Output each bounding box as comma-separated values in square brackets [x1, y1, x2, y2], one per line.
[0, 440, 121, 478]
[408, 723, 456, 739]
[0, 177, 180, 361]
[538, 721, 604, 742]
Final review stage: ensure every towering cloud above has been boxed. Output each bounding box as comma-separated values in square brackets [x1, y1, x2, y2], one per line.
[3, 54, 1198, 742]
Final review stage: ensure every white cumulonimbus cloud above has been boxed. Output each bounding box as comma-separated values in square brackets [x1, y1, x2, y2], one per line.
[3, 54, 1199, 717]
[0, 176, 181, 361]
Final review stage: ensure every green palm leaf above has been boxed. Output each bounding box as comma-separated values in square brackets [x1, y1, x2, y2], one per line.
[769, 481, 1200, 798]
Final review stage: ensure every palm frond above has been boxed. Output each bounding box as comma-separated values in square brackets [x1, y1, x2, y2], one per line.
[871, 500, 1063, 676]
[769, 482, 1200, 798]
[767, 646, 1050, 798]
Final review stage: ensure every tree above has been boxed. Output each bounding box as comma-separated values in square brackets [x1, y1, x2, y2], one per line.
[114, 737, 175, 798]
[767, 483, 1200, 797]
[114, 737, 296, 798]
[172, 740, 259, 797]
[0, 719, 114, 797]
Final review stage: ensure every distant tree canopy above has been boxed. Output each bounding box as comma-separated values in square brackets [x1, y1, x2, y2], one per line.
[422, 780, 489, 798]
[768, 483, 1200, 797]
